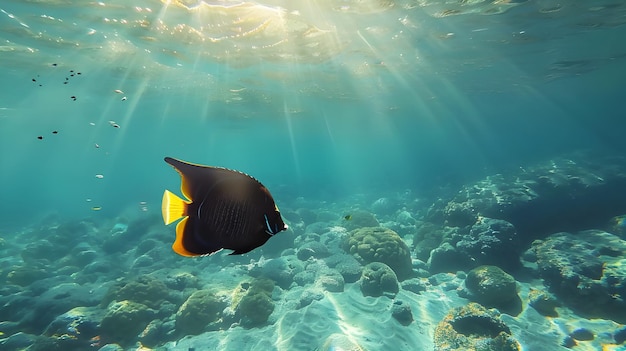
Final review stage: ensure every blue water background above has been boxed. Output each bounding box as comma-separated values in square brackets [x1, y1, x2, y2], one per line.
[0, 0, 625, 229]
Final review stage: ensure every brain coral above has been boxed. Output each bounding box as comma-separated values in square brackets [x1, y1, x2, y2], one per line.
[342, 227, 412, 280]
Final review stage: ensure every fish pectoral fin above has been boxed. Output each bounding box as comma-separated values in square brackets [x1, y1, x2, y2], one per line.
[162, 189, 189, 225]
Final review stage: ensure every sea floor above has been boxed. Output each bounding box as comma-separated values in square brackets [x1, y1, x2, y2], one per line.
[2, 156, 626, 351]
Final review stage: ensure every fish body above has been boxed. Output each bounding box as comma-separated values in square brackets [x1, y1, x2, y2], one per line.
[162, 157, 288, 256]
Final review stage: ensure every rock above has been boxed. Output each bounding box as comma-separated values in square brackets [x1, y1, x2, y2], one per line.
[100, 300, 155, 345]
[570, 328, 594, 341]
[297, 241, 330, 260]
[164, 272, 200, 291]
[463, 265, 520, 314]
[391, 300, 413, 326]
[456, 218, 520, 270]
[413, 222, 449, 262]
[426, 155, 626, 242]
[427, 242, 471, 274]
[0, 332, 37, 351]
[297, 290, 324, 309]
[317, 271, 344, 292]
[614, 327, 626, 344]
[139, 319, 165, 347]
[401, 278, 428, 294]
[293, 270, 316, 286]
[234, 278, 275, 327]
[6, 266, 48, 286]
[533, 230, 626, 322]
[434, 302, 520, 351]
[248, 256, 303, 289]
[609, 215, 626, 237]
[176, 290, 226, 335]
[324, 254, 362, 283]
[359, 262, 399, 298]
[528, 289, 559, 317]
[43, 306, 102, 346]
[342, 227, 413, 280]
[562, 335, 577, 348]
[101, 275, 173, 310]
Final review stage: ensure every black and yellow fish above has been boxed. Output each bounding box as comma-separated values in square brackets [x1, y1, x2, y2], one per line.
[162, 157, 288, 256]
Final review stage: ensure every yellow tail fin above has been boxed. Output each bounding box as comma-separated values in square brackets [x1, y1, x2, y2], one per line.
[162, 190, 188, 225]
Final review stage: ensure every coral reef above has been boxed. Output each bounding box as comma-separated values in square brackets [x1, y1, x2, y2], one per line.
[434, 302, 520, 351]
[342, 227, 413, 280]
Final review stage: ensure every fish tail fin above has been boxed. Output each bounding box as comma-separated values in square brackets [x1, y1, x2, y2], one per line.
[162, 190, 188, 225]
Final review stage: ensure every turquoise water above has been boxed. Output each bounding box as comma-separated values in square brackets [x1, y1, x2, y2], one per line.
[1, 1, 626, 350]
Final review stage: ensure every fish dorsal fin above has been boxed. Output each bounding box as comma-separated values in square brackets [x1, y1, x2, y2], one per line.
[164, 157, 267, 197]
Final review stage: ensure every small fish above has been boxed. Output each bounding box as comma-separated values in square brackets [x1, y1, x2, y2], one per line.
[114, 89, 124, 94]
[95, 174, 104, 179]
[344, 214, 352, 221]
[108, 120, 120, 128]
[162, 157, 288, 256]
[91, 206, 102, 211]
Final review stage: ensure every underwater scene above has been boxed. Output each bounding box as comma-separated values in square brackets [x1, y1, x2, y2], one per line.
[1, 0, 626, 350]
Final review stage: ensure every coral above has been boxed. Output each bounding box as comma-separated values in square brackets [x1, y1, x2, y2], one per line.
[176, 290, 226, 335]
[100, 300, 155, 345]
[234, 278, 275, 327]
[359, 262, 399, 297]
[344, 210, 380, 230]
[434, 302, 520, 351]
[462, 265, 520, 314]
[342, 227, 412, 280]
[101, 275, 172, 309]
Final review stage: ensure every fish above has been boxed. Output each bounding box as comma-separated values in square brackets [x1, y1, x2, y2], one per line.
[344, 214, 352, 221]
[161, 157, 288, 256]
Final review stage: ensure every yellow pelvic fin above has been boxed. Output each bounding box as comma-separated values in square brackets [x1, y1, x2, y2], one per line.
[162, 190, 189, 225]
[172, 217, 199, 257]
